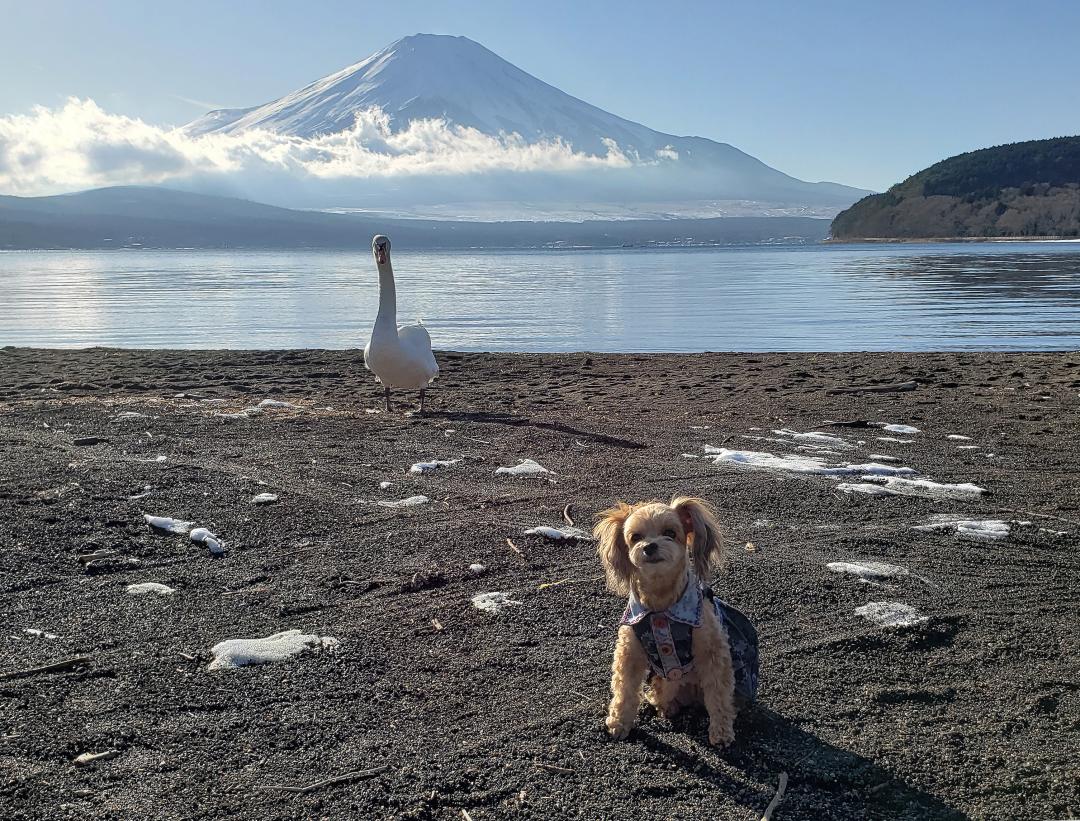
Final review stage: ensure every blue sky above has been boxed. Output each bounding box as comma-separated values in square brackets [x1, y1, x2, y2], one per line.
[2, 0, 1078, 191]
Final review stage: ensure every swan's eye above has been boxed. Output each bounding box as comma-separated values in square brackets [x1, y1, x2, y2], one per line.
[663, 528, 676, 539]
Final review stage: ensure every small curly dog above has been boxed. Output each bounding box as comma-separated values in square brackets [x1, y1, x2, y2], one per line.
[594, 496, 758, 746]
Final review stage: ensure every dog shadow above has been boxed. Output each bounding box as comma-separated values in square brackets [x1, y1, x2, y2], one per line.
[423, 409, 647, 450]
[634, 704, 970, 820]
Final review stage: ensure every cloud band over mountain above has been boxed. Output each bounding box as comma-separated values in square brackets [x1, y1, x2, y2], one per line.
[0, 98, 655, 196]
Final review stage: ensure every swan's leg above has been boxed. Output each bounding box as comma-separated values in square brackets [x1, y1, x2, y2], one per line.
[418, 389, 426, 414]
[383, 386, 392, 412]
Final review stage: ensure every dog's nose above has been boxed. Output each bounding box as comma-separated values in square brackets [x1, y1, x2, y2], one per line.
[643, 542, 659, 557]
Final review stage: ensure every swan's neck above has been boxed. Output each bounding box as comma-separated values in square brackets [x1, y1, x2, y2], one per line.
[374, 260, 397, 332]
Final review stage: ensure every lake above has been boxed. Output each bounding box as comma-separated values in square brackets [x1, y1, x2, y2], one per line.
[2, 243, 1080, 351]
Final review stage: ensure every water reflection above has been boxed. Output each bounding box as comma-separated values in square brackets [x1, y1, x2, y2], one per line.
[1, 243, 1079, 351]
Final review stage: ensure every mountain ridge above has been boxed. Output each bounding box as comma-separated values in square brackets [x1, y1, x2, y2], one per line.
[0, 185, 831, 250]
[831, 136, 1080, 239]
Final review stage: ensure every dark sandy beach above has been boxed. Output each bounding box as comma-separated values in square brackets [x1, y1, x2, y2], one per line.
[1, 348, 1077, 820]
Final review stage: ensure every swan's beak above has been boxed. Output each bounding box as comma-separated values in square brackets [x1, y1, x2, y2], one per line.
[374, 247, 388, 265]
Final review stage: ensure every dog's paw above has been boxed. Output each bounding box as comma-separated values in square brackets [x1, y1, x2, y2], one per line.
[605, 715, 632, 740]
[708, 722, 735, 748]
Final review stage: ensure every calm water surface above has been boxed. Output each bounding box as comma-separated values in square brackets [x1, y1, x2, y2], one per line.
[2, 243, 1080, 350]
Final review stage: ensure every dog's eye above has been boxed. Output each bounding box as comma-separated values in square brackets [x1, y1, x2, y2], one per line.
[663, 528, 676, 539]
[629, 532, 642, 543]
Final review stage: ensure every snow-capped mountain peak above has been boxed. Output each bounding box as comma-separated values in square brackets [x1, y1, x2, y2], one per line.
[185, 33, 869, 209]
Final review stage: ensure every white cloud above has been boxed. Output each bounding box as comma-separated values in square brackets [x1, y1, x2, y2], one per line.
[0, 98, 672, 196]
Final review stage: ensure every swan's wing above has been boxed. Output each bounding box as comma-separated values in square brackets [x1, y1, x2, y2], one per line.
[397, 323, 439, 380]
[397, 322, 431, 349]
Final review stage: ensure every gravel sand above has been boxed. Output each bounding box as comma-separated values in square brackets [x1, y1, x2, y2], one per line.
[1, 348, 1077, 820]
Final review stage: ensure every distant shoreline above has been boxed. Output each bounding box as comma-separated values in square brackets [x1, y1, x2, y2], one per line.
[826, 235, 1078, 244]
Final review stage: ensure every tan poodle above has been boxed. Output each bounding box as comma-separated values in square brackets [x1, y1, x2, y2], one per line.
[595, 496, 758, 747]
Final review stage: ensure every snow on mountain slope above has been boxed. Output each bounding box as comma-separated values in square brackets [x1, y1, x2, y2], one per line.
[186, 34, 868, 208]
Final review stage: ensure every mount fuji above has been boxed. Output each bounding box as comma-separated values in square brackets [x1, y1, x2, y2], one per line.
[186, 34, 869, 218]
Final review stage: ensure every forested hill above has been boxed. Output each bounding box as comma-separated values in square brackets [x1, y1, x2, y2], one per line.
[831, 137, 1080, 239]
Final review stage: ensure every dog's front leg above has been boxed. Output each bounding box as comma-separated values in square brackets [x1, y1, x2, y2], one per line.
[606, 625, 648, 740]
[694, 620, 737, 747]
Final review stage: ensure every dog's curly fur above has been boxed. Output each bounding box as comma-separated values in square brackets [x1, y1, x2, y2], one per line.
[595, 496, 738, 746]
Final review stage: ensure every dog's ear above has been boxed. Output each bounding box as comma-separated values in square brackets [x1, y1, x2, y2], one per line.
[672, 496, 723, 579]
[594, 502, 634, 596]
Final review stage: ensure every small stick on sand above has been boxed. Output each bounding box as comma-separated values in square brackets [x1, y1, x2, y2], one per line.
[532, 761, 574, 774]
[0, 656, 91, 681]
[431, 618, 444, 632]
[562, 504, 575, 526]
[177, 651, 197, 661]
[821, 419, 872, 428]
[259, 764, 389, 794]
[77, 549, 116, 565]
[760, 772, 788, 821]
[506, 538, 523, 557]
[73, 750, 120, 767]
[999, 507, 1080, 528]
[461, 810, 475, 821]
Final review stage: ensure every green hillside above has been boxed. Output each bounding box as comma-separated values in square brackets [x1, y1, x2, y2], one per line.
[831, 137, 1080, 239]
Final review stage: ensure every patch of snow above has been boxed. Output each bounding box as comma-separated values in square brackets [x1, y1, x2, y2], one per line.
[468, 563, 486, 575]
[126, 582, 175, 596]
[854, 601, 928, 628]
[190, 527, 224, 555]
[826, 561, 908, 580]
[251, 493, 278, 505]
[867, 454, 898, 462]
[957, 445, 980, 450]
[524, 525, 593, 541]
[471, 592, 522, 614]
[836, 482, 894, 496]
[215, 407, 263, 419]
[876, 437, 912, 444]
[700, 448, 915, 478]
[880, 424, 921, 434]
[409, 458, 460, 474]
[379, 481, 392, 489]
[772, 429, 853, 448]
[946, 434, 972, 441]
[861, 476, 986, 501]
[208, 629, 339, 670]
[913, 517, 1010, 541]
[496, 459, 550, 476]
[144, 514, 193, 535]
[23, 628, 59, 639]
[154, 455, 168, 462]
[377, 495, 430, 508]
[113, 411, 149, 420]
[257, 398, 300, 409]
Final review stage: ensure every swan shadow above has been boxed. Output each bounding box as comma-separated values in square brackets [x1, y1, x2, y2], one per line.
[423, 410, 648, 450]
[633, 704, 969, 820]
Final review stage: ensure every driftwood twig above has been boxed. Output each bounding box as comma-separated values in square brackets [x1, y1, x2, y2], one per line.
[259, 764, 389, 794]
[0, 656, 91, 681]
[73, 750, 120, 767]
[562, 504, 575, 526]
[760, 771, 788, 821]
[505, 538, 523, 557]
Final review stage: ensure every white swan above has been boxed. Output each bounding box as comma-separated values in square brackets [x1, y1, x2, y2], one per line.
[363, 235, 438, 412]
